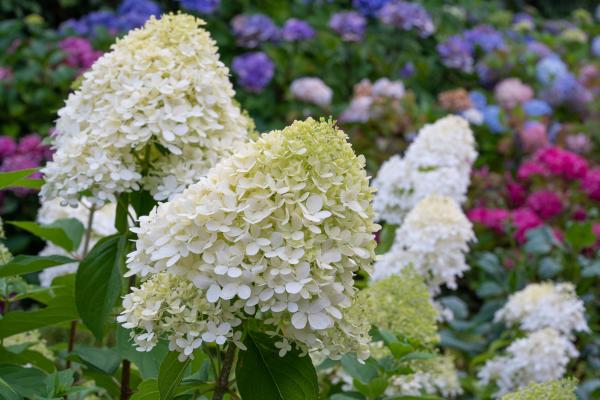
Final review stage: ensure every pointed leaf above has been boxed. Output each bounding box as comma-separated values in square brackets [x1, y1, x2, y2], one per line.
[8, 219, 84, 252]
[0, 255, 75, 277]
[158, 351, 190, 400]
[0, 169, 38, 190]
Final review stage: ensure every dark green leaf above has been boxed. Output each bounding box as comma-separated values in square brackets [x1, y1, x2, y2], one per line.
[399, 352, 436, 362]
[476, 282, 504, 298]
[0, 377, 21, 400]
[115, 193, 130, 234]
[538, 257, 562, 278]
[237, 332, 319, 400]
[8, 218, 84, 252]
[0, 255, 75, 277]
[565, 222, 596, 252]
[158, 351, 190, 400]
[0, 169, 38, 190]
[353, 376, 388, 398]
[131, 379, 160, 400]
[76, 234, 126, 340]
[0, 365, 48, 398]
[71, 345, 121, 375]
[117, 326, 169, 380]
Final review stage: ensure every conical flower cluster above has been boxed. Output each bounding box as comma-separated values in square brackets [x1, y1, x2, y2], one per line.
[373, 115, 476, 224]
[119, 118, 379, 360]
[42, 13, 251, 206]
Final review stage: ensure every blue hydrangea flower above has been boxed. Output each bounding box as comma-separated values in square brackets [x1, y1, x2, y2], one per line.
[464, 25, 505, 53]
[352, 0, 389, 15]
[536, 56, 568, 85]
[232, 52, 275, 93]
[117, 0, 161, 31]
[231, 14, 280, 48]
[542, 73, 591, 108]
[400, 61, 415, 78]
[482, 105, 506, 133]
[523, 99, 552, 116]
[179, 0, 220, 14]
[377, 1, 434, 37]
[60, 11, 119, 36]
[282, 18, 315, 41]
[469, 90, 487, 110]
[329, 11, 367, 42]
[592, 36, 600, 57]
[437, 34, 474, 73]
[526, 41, 552, 58]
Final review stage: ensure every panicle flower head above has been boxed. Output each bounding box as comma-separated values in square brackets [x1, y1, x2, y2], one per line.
[437, 35, 474, 73]
[232, 51, 275, 93]
[494, 282, 589, 336]
[478, 328, 578, 397]
[41, 14, 250, 206]
[377, 1, 435, 37]
[501, 379, 577, 400]
[373, 115, 477, 224]
[231, 13, 280, 48]
[388, 355, 463, 398]
[329, 11, 367, 42]
[290, 77, 333, 108]
[359, 269, 439, 346]
[282, 18, 315, 41]
[374, 195, 474, 293]
[120, 118, 379, 361]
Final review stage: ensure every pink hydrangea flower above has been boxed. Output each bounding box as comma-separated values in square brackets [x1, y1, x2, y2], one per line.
[519, 121, 548, 153]
[517, 160, 549, 180]
[534, 146, 588, 180]
[572, 207, 587, 221]
[0, 136, 17, 158]
[494, 77, 534, 109]
[59, 37, 102, 72]
[467, 207, 510, 233]
[511, 208, 543, 243]
[526, 190, 563, 220]
[565, 133, 591, 154]
[0, 67, 12, 81]
[582, 168, 600, 202]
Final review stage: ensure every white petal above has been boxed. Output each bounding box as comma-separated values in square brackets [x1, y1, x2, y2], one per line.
[291, 312, 308, 329]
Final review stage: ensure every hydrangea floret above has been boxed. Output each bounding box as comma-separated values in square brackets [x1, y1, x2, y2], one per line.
[119, 118, 379, 361]
[42, 13, 251, 206]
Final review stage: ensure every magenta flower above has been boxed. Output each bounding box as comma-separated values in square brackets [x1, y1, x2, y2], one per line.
[517, 160, 549, 181]
[506, 181, 526, 207]
[526, 190, 563, 220]
[0, 136, 17, 158]
[511, 208, 543, 243]
[59, 37, 102, 72]
[534, 146, 588, 180]
[468, 207, 510, 233]
[582, 168, 600, 202]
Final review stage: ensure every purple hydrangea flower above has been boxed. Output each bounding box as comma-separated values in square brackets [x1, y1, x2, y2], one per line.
[0, 137, 17, 158]
[400, 61, 415, 78]
[352, 0, 389, 15]
[536, 56, 568, 85]
[526, 41, 552, 58]
[329, 11, 367, 42]
[523, 99, 552, 116]
[179, 0, 220, 13]
[61, 11, 119, 36]
[513, 12, 534, 29]
[541, 73, 592, 109]
[231, 14, 280, 48]
[116, 0, 161, 31]
[282, 19, 315, 42]
[377, 1, 434, 37]
[464, 25, 504, 53]
[437, 34, 473, 73]
[59, 37, 103, 71]
[232, 52, 275, 93]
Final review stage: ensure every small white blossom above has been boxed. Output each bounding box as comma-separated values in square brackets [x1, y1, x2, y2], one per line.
[290, 77, 333, 108]
[478, 328, 578, 397]
[494, 282, 589, 337]
[373, 115, 477, 224]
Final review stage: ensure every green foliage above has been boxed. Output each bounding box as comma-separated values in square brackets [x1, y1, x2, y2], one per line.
[8, 219, 84, 253]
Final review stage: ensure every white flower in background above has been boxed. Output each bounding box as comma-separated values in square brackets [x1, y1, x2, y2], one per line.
[478, 328, 578, 397]
[290, 77, 333, 108]
[373, 115, 476, 224]
[339, 96, 373, 123]
[41, 13, 251, 206]
[37, 198, 117, 287]
[494, 282, 589, 336]
[372, 78, 405, 99]
[373, 195, 474, 294]
[120, 118, 378, 361]
[500, 379, 577, 400]
[461, 108, 484, 125]
[388, 356, 463, 398]
[4, 330, 55, 360]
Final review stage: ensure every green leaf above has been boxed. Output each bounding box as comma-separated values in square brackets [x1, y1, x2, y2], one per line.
[8, 178, 44, 189]
[353, 376, 388, 398]
[538, 257, 562, 278]
[582, 261, 600, 277]
[0, 281, 78, 339]
[0, 365, 48, 398]
[0, 377, 22, 400]
[117, 326, 169, 379]
[237, 333, 319, 400]
[158, 351, 190, 400]
[399, 351, 437, 362]
[8, 218, 84, 252]
[0, 169, 38, 190]
[76, 234, 126, 340]
[0, 346, 55, 373]
[131, 380, 160, 400]
[71, 345, 121, 375]
[0, 255, 75, 277]
[565, 222, 596, 252]
[340, 354, 379, 385]
[115, 193, 130, 234]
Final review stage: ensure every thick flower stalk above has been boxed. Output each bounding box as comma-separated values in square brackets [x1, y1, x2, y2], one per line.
[478, 328, 578, 397]
[373, 115, 476, 224]
[119, 118, 379, 361]
[494, 282, 589, 337]
[37, 198, 118, 287]
[42, 13, 251, 206]
[500, 379, 577, 400]
[373, 195, 475, 294]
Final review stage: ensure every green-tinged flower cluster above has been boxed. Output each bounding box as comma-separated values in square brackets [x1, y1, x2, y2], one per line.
[355, 269, 439, 346]
[120, 118, 378, 361]
[501, 378, 577, 400]
[42, 13, 251, 206]
[389, 355, 463, 398]
[3, 330, 55, 360]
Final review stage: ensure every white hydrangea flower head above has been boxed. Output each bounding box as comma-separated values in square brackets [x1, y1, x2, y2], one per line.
[41, 13, 251, 206]
[371, 78, 405, 99]
[478, 328, 578, 398]
[120, 118, 379, 360]
[37, 198, 117, 287]
[290, 77, 333, 108]
[494, 282, 589, 337]
[373, 115, 476, 224]
[373, 195, 474, 293]
[387, 355, 463, 398]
